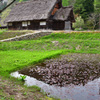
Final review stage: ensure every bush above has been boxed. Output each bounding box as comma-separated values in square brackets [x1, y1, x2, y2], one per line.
[73, 16, 85, 30]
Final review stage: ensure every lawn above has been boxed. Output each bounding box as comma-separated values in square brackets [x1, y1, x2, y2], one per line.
[0, 31, 100, 100]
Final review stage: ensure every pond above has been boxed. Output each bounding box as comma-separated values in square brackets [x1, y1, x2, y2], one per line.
[11, 54, 100, 100]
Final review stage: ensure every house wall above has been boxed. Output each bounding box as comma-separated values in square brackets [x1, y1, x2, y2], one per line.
[52, 21, 65, 30]
[8, 20, 48, 30]
[64, 21, 71, 30]
[8, 20, 71, 30]
[8, 22, 22, 30]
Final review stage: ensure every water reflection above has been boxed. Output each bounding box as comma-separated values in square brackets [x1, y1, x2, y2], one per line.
[19, 60, 100, 86]
[11, 54, 100, 100]
[11, 72, 100, 100]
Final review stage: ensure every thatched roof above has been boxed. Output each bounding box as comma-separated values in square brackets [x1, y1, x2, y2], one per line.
[5, 0, 57, 22]
[53, 6, 75, 22]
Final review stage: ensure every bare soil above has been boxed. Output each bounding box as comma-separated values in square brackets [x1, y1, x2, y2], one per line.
[0, 76, 48, 100]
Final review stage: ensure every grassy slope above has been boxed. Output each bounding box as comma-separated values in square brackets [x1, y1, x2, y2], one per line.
[0, 32, 100, 75]
[0, 32, 100, 100]
[0, 29, 7, 35]
[0, 50, 65, 76]
[0, 32, 100, 53]
[0, 30, 34, 40]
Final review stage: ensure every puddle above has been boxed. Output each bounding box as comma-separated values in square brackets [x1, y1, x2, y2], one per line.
[11, 71, 100, 100]
[11, 54, 100, 100]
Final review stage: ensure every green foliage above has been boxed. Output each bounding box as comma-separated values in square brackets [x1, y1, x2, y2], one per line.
[0, 50, 65, 76]
[0, 29, 7, 35]
[18, 0, 28, 3]
[0, 31, 100, 87]
[73, 16, 85, 29]
[31, 85, 41, 91]
[0, 8, 11, 26]
[94, 0, 100, 29]
[62, 0, 69, 6]
[74, 0, 94, 20]
[94, 0, 100, 14]
[86, 13, 99, 29]
[19, 75, 26, 81]
[86, 20, 94, 30]
[0, 32, 100, 77]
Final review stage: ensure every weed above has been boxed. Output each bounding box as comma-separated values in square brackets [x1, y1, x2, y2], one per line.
[19, 75, 26, 81]
[23, 92, 27, 95]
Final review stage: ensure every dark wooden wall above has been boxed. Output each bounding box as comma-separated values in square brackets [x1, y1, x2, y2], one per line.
[8, 22, 22, 30]
[52, 21, 65, 30]
[8, 20, 67, 30]
[8, 20, 47, 30]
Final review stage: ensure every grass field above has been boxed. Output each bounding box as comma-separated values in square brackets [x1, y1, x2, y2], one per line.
[0, 29, 7, 35]
[0, 50, 65, 77]
[0, 32, 100, 75]
[0, 32, 100, 53]
[0, 31, 100, 100]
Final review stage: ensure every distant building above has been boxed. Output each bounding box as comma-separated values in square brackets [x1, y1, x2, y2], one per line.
[5, 0, 75, 30]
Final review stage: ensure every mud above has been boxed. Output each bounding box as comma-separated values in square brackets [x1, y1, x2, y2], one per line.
[19, 54, 100, 87]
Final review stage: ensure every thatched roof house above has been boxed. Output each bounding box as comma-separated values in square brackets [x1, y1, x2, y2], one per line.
[5, 0, 75, 30]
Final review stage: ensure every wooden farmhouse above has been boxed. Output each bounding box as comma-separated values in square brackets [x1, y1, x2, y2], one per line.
[5, 0, 75, 30]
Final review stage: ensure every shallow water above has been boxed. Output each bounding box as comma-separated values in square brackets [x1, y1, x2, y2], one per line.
[11, 71, 100, 100]
[11, 54, 100, 100]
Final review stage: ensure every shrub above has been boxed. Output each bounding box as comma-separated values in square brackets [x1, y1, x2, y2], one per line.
[73, 16, 85, 30]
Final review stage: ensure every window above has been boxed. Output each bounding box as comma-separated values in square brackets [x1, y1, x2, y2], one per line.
[22, 22, 27, 26]
[40, 21, 46, 25]
[28, 21, 30, 25]
[8, 23, 12, 26]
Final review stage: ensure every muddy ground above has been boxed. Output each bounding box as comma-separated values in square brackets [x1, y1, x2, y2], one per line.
[0, 76, 49, 100]
[19, 53, 100, 87]
[1, 53, 100, 100]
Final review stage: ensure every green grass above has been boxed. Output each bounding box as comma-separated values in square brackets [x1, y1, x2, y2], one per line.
[0, 32, 100, 100]
[0, 33, 100, 72]
[0, 29, 7, 35]
[0, 32, 100, 54]
[0, 32, 100, 76]
[0, 30, 34, 40]
[0, 50, 65, 77]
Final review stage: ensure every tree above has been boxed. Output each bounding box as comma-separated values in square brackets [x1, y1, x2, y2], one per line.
[87, 13, 99, 29]
[74, 0, 94, 20]
[94, 0, 100, 13]
[62, 0, 76, 7]
[67, 0, 76, 6]
[73, 16, 85, 29]
[94, 0, 100, 29]
[62, 0, 69, 6]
